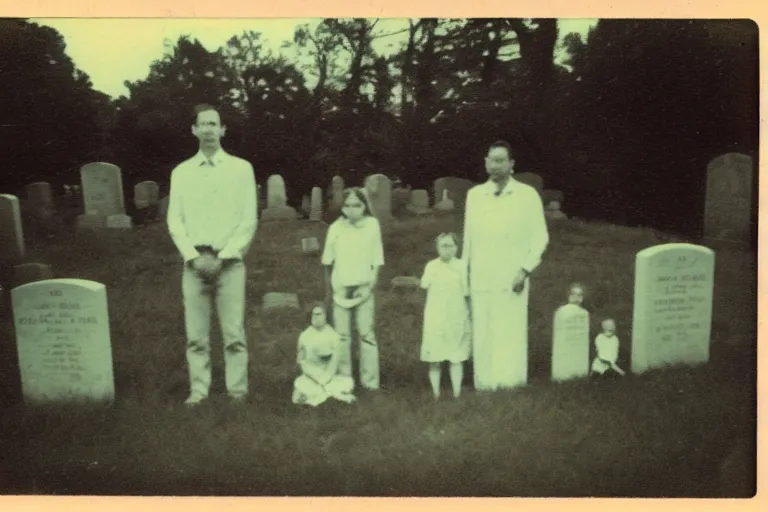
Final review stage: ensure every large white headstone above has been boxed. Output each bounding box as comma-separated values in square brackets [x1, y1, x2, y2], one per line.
[0, 194, 25, 264]
[80, 162, 125, 216]
[267, 174, 288, 208]
[11, 279, 115, 404]
[631, 243, 715, 374]
[551, 304, 591, 381]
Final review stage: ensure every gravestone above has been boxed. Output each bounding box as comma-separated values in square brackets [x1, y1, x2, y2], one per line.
[542, 189, 564, 207]
[301, 237, 321, 254]
[24, 181, 56, 233]
[330, 176, 345, 211]
[390, 187, 411, 215]
[545, 200, 568, 220]
[301, 195, 311, 217]
[406, 189, 431, 215]
[261, 174, 297, 221]
[433, 177, 474, 211]
[363, 174, 393, 220]
[11, 279, 115, 404]
[80, 162, 125, 216]
[0, 194, 25, 264]
[434, 189, 455, 212]
[704, 153, 753, 245]
[262, 292, 300, 311]
[134, 180, 160, 210]
[309, 187, 323, 222]
[631, 243, 715, 374]
[26, 182, 53, 209]
[106, 214, 133, 229]
[513, 172, 544, 196]
[551, 304, 591, 381]
[14, 263, 54, 287]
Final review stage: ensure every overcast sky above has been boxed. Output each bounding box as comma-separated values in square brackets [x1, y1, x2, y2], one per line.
[31, 18, 598, 99]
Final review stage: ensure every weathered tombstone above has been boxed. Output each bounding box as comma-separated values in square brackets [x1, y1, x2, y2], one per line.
[363, 174, 393, 220]
[309, 187, 323, 222]
[11, 279, 115, 404]
[301, 237, 321, 254]
[631, 243, 715, 374]
[390, 187, 411, 215]
[513, 172, 544, 196]
[542, 189, 564, 207]
[24, 181, 57, 234]
[704, 153, 753, 245]
[330, 176, 345, 211]
[406, 189, 431, 215]
[433, 177, 474, 211]
[13, 262, 54, 287]
[133, 180, 160, 210]
[80, 162, 125, 216]
[262, 292, 300, 311]
[545, 200, 568, 220]
[26, 182, 53, 209]
[0, 194, 25, 264]
[261, 175, 297, 221]
[106, 214, 133, 229]
[301, 195, 311, 217]
[551, 304, 591, 381]
[434, 189, 455, 212]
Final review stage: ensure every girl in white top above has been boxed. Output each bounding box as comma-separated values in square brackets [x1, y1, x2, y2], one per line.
[591, 318, 626, 378]
[292, 304, 356, 406]
[420, 232, 472, 399]
[321, 187, 385, 391]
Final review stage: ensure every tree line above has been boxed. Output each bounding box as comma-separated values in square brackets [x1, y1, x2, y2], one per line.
[0, 18, 758, 238]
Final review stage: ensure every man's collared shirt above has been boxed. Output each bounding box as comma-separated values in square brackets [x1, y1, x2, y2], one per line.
[167, 148, 258, 263]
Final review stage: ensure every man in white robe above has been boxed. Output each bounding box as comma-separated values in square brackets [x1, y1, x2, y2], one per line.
[462, 140, 549, 391]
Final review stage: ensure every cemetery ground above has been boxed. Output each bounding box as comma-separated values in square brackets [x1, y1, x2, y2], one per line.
[0, 211, 756, 497]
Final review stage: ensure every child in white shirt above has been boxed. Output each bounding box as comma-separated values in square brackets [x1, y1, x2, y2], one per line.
[292, 304, 356, 406]
[591, 318, 626, 378]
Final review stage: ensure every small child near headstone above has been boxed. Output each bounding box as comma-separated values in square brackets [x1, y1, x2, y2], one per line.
[292, 304, 356, 406]
[591, 318, 626, 379]
[420, 232, 472, 400]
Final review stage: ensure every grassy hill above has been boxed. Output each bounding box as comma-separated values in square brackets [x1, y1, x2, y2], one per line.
[0, 210, 756, 496]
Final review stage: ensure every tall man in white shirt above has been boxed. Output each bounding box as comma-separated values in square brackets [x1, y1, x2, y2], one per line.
[462, 140, 549, 391]
[167, 104, 258, 406]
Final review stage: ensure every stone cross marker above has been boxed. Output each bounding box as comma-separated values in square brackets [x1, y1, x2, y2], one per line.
[704, 152, 753, 245]
[0, 194, 25, 264]
[631, 243, 715, 374]
[11, 279, 115, 404]
[309, 186, 323, 221]
[551, 304, 591, 381]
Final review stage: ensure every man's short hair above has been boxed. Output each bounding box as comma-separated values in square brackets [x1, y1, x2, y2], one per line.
[192, 103, 223, 125]
[488, 139, 514, 159]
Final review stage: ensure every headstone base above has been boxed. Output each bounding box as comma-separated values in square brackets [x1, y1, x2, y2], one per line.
[261, 206, 299, 222]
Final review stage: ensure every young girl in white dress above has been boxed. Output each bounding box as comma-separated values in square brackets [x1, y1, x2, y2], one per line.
[292, 304, 356, 406]
[420, 232, 472, 399]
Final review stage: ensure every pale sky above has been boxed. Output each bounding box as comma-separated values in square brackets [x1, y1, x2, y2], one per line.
[31, 18, 598, 99]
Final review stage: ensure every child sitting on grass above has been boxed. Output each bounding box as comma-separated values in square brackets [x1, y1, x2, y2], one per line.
[292, 304, 356, 406]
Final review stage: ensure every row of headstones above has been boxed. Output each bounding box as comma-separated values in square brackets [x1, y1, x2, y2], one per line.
[4, 239, 714, 406]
